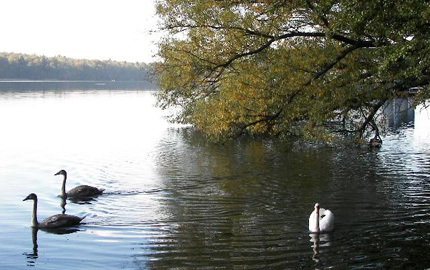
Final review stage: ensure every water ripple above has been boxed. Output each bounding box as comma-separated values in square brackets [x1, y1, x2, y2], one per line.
[2, 91, 430, 270]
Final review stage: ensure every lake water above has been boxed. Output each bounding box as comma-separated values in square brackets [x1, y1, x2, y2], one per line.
[1, 83, 430, 270]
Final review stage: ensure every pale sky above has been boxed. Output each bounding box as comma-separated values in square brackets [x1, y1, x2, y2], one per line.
[0, 0, 160, 63]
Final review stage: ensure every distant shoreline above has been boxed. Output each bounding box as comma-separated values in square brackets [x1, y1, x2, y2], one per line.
[0, 80, 156, 91]
[0, 52, 154, 82]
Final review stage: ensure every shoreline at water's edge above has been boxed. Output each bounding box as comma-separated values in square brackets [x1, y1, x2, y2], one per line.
[0, 80, 156, 91]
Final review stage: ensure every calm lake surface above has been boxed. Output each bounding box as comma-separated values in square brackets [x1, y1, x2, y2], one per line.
[1, 82, 430, 270]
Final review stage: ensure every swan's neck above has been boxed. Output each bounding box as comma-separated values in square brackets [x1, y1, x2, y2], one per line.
[314, 208, 320, 233]
[61, 174, 67, 198]
[31, 199, 39, 227]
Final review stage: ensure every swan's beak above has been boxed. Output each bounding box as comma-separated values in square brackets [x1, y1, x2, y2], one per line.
[54, 171, 61, 176]
[23, 196, 30, 201]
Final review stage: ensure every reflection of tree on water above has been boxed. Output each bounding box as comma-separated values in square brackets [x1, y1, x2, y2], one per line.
[147, 128, 411, 269]
[309, 233, 333, 265]
[146, 129, 341, 269]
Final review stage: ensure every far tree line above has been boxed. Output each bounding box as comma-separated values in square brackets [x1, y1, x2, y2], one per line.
[0, 52, 153, 81]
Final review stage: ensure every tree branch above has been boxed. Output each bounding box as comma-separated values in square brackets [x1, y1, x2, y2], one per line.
[305, 44, 360, 86]
[357, 99, 386, 138]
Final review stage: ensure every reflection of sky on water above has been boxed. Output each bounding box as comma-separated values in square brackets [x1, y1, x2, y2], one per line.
[0, 90, 169, 155]
[415, 103, 430, 140]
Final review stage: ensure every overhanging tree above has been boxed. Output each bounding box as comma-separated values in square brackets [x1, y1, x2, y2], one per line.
[155, 0, 430, 142]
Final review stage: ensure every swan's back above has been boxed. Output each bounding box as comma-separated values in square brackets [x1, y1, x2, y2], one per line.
[67, 185, 104, 198]
[39, 214, 84, 228]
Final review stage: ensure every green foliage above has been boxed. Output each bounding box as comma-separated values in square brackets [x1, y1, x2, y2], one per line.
[0, 52, 151, 81]
[155, 0, 430, 142]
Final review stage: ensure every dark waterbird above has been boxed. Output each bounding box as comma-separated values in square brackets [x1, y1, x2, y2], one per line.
[55, 169, 104, 199]
[23, 193, 85, 228]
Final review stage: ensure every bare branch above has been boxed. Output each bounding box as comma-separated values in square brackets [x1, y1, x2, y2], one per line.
[357, 99, 386, 138]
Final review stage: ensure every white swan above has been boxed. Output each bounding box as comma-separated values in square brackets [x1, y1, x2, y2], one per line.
[309, 203, 334, 233]
[23, 193, 85, 228]
[55, 170, 104, 199]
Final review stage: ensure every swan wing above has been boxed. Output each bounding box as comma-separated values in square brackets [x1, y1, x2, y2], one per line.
[68, 185, 104, 198]
[319, 209, 334, 232]
[319, 208, 327, 217]
[40, 214, 83, 228]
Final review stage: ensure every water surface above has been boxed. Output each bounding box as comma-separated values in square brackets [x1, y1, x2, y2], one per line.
[0, 86, 429, 269]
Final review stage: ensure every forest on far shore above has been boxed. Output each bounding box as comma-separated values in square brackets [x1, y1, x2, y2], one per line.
[0, 52, 153, 81]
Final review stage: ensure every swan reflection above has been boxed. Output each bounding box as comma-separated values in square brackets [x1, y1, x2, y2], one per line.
[68, 196, 98, 204]
[23, 227, 39, 266]
[309, 233, 333, 263]
[60, 196, 67, 214]
[23, 225, 82, 266]
[60, 192, 98, 216]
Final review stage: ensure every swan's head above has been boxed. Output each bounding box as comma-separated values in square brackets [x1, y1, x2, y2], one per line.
[23, 193, 38, 202]
[55, 170, 67, 177]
